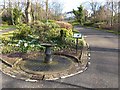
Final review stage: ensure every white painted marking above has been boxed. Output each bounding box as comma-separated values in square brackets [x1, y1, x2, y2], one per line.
[11, 75, 16, 78]
[88, 61, 91, 65]
[45, 78, 59, 80]
[88, 53, 90, 57]
[25, 79, 38, 82]
[83, 36, 87, 38]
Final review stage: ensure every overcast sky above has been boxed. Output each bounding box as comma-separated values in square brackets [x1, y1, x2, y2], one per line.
[52, 0, 107, 12]
[0, 0, 118, 13]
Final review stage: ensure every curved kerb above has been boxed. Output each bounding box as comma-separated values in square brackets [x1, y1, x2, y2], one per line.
[1, 43, 90, 81]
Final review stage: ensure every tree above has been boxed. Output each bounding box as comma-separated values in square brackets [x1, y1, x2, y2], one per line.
[83, 9, 88, 22]
[104, 0, 119, 27]
[8, 0, 14, 25]
[46, 0, 49, 21]
[13, 7, 22, 24]
[50, 1, 63, 16]
[25, 0, 32, 24]
[89, 1, 100, 22]
[95, 6, 108, 22]
[3, 0, 6, 9]
[73, 5, 84, 25]
[30, 1, 46, 21]
[49, 0, 63, 20]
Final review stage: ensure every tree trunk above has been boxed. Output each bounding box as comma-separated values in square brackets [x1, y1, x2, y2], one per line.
[25, 0, 32, 24]
[46, 0, 48, 22]
[4, 0, 6, 9]
[111, 1, 114, 27]
[9, 0, 14, 25]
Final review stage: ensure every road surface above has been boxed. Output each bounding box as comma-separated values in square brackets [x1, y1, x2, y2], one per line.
[0, 26, 118, 89]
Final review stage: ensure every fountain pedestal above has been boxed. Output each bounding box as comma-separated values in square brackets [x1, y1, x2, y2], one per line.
[41, 43, 53, 63]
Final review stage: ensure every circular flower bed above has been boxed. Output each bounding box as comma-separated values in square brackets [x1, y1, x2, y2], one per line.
[0, 20, 90, 81]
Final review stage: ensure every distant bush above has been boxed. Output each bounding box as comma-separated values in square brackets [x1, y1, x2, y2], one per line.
[2, 21, 9, 25]
[112, 23, 119, 32]
[72, 29, 79, 33]
[2, 14, 12, 25]
[93, 22, 105, 28]
[98, 23, 111, 30]
[55, 21, 73, 30]
[83, 22, 94, 27]
[72, 22, 80, 26]
[48, 20, 56, 23]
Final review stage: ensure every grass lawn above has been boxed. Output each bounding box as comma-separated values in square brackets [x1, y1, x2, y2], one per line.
[106, 30, 120, 35]
[0, 25, 16, 30]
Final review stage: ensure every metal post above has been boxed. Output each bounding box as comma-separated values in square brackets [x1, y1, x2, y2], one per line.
[76, 38, 78, 54]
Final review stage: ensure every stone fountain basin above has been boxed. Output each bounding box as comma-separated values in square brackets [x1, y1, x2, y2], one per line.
[19, 55, 74, 73]
[13, 53, 80, 80]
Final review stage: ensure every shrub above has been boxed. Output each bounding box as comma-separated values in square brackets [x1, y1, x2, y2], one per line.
[83, 22, 94, 26]
[30, 20, 74, 50]
[1, 20, 84, 54]
[46, 22, 60, 29]
[93, 22, 105, 28]
[60, 28, 73, 38]
[31, 21, 60, 42]
[13, 24, 32, 39]
[2, 21, 8, 25]
[1, 43, 21, 54]
[2, 14, 12, 25]
[55, 21, 73, 30]
[112, 23, 119, 32]
[48, 20, 56, 23]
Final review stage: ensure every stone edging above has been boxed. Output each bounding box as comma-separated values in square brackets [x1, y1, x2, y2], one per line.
[1, 42, 90, 81]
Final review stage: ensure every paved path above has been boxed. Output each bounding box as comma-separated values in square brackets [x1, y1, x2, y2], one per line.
[1, 26, 118, 89]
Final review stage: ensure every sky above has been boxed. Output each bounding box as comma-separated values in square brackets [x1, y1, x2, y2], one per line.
[53, 0, 106, 13]
[52, 0, 119, 13]
[0, 0, 119, 13]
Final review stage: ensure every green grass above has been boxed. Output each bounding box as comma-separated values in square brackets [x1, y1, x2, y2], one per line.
[94, 27, 120, 35]
[72, 29, 79, 33]
[0, 25, 16, 30]
[106, 30, 120, 35]
[0, 30, 19, 39]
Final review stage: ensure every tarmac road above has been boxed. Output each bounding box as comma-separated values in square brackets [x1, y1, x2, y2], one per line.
[0, 26, 119, 89]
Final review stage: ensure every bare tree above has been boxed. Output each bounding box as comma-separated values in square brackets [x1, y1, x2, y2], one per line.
[50, 1, 63, 16]
[25, 0, 32, 24]
[105, 0, 119, 26]
[0, 0, 6, 16]
[8, 0, 14, 25]
[95, 6, 111, 23]
[46, 0, 49, 21]
[49, 0, 63, 20]
[3, 0, 6, 9]
[89, 0, 100, 21]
